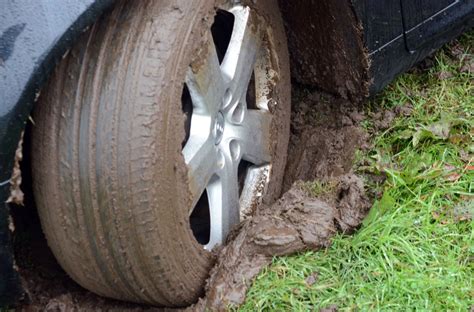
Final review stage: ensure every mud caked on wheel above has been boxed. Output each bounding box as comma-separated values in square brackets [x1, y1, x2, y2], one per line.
[31, 0, 290, 306]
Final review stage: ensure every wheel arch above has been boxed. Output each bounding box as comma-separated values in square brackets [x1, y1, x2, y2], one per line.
[277, 0, 371, 103]
[0, 0, 114, 306]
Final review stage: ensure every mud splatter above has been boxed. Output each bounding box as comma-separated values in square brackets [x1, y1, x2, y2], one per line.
[7, 131, 24, 206]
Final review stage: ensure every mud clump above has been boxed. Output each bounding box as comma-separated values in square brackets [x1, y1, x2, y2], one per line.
[193, 174, 371, 311]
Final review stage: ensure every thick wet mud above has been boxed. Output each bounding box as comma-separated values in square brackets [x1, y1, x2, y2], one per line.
[283, 89, 369, 192]
[192, 174, 371, 311]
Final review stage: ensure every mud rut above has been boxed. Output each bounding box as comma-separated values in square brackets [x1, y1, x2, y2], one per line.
[12, 85, 405, 311]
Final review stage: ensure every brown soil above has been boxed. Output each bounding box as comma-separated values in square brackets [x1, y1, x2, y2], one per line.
[282, 89, 370, 192]
[192, 173, 371, 311]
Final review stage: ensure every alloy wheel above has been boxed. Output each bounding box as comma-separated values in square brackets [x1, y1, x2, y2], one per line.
[182, 4, 276, 249]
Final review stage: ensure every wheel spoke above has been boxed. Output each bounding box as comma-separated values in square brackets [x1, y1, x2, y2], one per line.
[185, 33, 226, 116]
[226, 109, 272, 166]
[221, 6, 261, 107]
[183, 136, 219, 210]
[205, 160, 240, 250]
[183, 4, 275, 250]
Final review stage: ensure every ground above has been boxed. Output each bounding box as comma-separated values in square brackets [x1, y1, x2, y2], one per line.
[241, 32, 473, 311]
[6, 32, 473, 311]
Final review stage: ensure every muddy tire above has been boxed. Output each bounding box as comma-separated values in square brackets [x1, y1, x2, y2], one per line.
[31, 0, 290, 307]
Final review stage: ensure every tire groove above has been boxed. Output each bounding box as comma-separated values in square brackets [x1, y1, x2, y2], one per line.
[118, 1, 175, 303]
[96, 0, 159, 302]
[86, 2, 139, 299]
[71, 22, 113, 293]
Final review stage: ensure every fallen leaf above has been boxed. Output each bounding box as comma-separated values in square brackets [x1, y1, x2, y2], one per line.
[449, 134, 470, 145]
[413, 115, 467, 147]
[413, 129, 436, 147]
[426, 120, 452, 139]
[444, 164, 456, 172]
[460, 61, 474, 73]
[305, 272, 319, 286]
[398, 129, 414, 140]
[437, 70, 453, 80]
[445, 172, 461, 182]
[465, 165, 474, 171]
[459, 150, 473, 163]
[320, 304, 338, 312]
[453, 201, 473, 222]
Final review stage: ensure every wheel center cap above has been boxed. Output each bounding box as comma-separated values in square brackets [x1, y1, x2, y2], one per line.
[213, 112, 225, 145]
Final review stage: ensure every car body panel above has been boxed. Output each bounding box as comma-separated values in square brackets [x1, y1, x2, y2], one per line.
[403, 0, 472, 51]
[0, 0, 472, 306]
[352, 0, 473, 92]
[0, 0, 114, 306]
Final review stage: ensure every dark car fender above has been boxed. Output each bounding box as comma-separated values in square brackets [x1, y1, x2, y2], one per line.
[0, 0, 114, 305]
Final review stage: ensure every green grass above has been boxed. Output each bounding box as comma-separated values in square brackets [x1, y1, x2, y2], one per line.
[241, 33, 473, 311]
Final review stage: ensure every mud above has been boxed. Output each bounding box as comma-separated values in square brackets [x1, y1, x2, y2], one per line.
[193, 174, 370, 311]
[282, 88, 370, 192]
[7, 131, 24, 206]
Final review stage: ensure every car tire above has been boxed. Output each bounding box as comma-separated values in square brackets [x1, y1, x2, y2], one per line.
[31, 0, 290, 306]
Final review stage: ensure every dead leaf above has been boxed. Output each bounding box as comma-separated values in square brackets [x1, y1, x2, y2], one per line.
[449, 134, 470, 145]
[443, 164, 456, 172]
[413, 115, 468, 146]
[320, 304, 338, 312]
[445, 172, 461, 182]
[459, 150, 473, 163]
[453, 201, 473, 222]
[305, 272, 319, 286]
[437, 70, 453, 80]
[460, 61, 474, 73]
[431, 211, 441, 220]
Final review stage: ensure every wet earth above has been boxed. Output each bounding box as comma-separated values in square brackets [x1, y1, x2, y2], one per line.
[10, 83, 407, 311]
